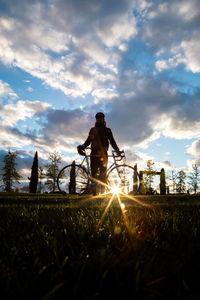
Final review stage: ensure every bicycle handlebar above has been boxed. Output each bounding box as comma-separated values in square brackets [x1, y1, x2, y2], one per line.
[83, 147, 125, 159]
[112, 150, 125, 161]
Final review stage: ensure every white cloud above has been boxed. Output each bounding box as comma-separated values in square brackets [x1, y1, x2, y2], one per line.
[159, 114, 200, 140]
[180, 39, 200, 73]
[119, 43, 128, 52]
[160, 160, 174, 170]
[173, 1, 199, 21]
[92, 88, 118, 104]
[27, 87, 33, 92]
[143, 0, 200, 74]
[0, 80, 18, 100]
[0, 0, 139, 100]
[155, 39, 200, 73]
[155, 54, 184, 72]
[0, 100, 50, 127]
[187, 139, 200, 169]
[187, 140, 200, 157]
[97, 13, 137, 47]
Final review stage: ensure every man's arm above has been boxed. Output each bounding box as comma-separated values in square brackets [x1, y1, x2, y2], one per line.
[82, 129, 92, 149]
[108, 128, 120, 152]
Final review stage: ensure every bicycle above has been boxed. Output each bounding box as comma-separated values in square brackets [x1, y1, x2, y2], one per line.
[57, 148, 140, 195]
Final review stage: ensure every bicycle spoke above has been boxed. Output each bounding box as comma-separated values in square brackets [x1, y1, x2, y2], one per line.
[57, 164, 89, 194]
[107, 164, 139, 194]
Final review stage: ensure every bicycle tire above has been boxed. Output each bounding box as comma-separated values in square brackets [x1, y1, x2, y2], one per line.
[107, 164, 140, 194]
[57, 164, 89, 195]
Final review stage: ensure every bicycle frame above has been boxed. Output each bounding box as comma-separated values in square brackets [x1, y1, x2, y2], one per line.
[57, 147, 139, 194]
[78, 148, 125, 179]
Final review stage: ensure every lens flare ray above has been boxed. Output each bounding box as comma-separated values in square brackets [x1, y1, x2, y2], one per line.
[81, 175, 150, 230]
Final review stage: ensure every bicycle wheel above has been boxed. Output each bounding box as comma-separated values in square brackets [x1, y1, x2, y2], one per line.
[57, 163, 89, 194]
[107, 164, 140, 194]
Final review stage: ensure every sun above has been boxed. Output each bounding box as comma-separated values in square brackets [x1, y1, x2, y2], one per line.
[110, 184, 122, 196]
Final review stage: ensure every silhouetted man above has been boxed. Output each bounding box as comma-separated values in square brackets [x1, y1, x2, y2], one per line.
[78, 112, 121, 194]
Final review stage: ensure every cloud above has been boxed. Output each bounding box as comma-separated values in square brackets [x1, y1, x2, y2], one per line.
[0, 100, 50, 127]
[0, 80, 18, 100]
[187, 140, 200, 168]
[142, 0, 200, 73]
[43, 108, 93, 142]
[99, 67, 200, 149]
[104, 70, 198, 145]
[1, 74, 200, 168]
[0, 0, 138, 99]
[159, 90, 200, 139]
[122, 148, 151, 169]
[92, 88, 118, 104]
[180, 38, 200, 73]
[0, 104, 93, 157]
[27, 87, 33, 92]
[161, 160, 174, 170]
[155, 54, 183, 72]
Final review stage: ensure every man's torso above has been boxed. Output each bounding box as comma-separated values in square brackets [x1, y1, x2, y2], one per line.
[89, 126, 110, 154]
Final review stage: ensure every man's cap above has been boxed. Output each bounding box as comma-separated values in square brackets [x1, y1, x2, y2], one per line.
[95, 112, 105, 119]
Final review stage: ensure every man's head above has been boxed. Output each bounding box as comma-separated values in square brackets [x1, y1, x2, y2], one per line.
[95, 112, 105, 119]
[95, 112, 105, 125]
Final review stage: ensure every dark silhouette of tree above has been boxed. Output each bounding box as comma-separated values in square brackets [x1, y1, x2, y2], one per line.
[188, 164, 200, 194]
[69, 160, 76, 194]
[160, 168, 166, 195]
[29, 151, 38, 193]
[1, 151, 22, 192]
[176, 169, 186, 194]
[45, 151, 62, 192]
[133, 164, 138, 194]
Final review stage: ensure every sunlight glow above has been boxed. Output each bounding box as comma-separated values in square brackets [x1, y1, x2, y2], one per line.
[111, 185, 121, 196]
[121, 202, 125, 209]
[83, 175, 151, 232]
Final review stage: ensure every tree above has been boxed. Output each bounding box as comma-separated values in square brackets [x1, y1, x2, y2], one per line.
[160, 168, 166, 195]
[188, 164, 200, 194]
[143, 160, 156, 193]
[170, 170, 177, 194]
[176, 169, 186, 194]
[1, 151, 22, 192]
[45, 151, 62, 192]
[29, 151, 38, 193]
[69, 161, 76, 194]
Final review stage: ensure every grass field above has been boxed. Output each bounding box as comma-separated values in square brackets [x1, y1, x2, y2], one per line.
[0, 192, 200, 299]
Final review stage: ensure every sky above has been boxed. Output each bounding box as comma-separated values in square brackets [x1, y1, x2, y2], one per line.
[0, 0, 200, 187]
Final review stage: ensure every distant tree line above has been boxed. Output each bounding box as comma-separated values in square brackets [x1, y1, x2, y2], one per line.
[0, 152, 199, 194]
[143, 160, 200, 194]
[0, 150, 63, 193]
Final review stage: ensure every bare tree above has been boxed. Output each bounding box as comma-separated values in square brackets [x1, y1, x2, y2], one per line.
[171, 170, 177, 194]
[168, 170, 177, 194]
[38, 166, 45, 193]
[188, 164, 200, 194]
[44, 151, 62, 192]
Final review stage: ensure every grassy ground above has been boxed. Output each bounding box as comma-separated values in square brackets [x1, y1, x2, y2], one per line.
[0, 193, 200, 299]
